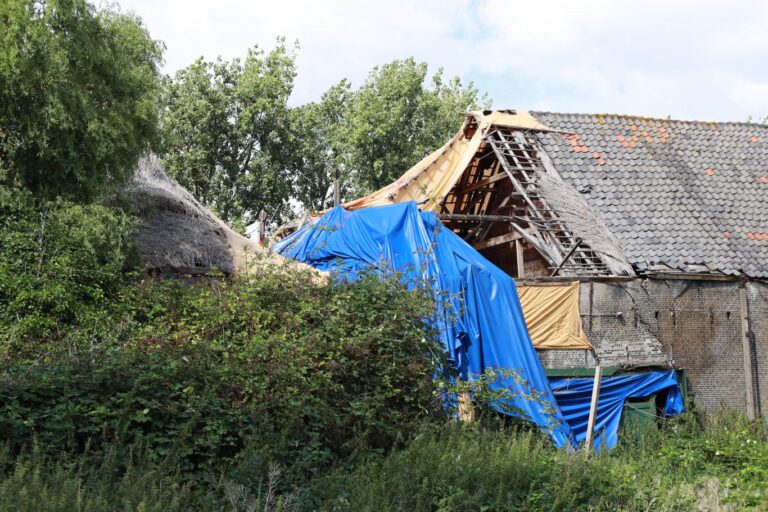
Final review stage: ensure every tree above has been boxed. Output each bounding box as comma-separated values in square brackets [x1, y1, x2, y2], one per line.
[288, 59, 489, 213]
[0, 0, 163, 201]
[159, 51, 489, 222]
[0, 186, 136, 355]
[340, 59, 489, 194]
[159, 41, 296, 227]
[289, 80, 352, 212]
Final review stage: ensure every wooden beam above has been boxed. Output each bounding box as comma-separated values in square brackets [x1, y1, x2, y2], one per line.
[740, 287, 756, 421]
[550, 238, 583, 276]
[488, 138, 539, 212]
[438, 213, 521, 223]
[450, 157, 477, 218]
[462, 171, 508, 193]
[506, 224, 558, 267]
[472, 231, 522, 251]
[333, 169, 341, 206]
[584, 365, 603, 455]
[436, 214, 558, 267]
[457, 392, 475, 422]
[645, 272, 739, 282]
[469, 192, 514, 243]
[517, 276, 636, 284]
[515, 239, 525, 278]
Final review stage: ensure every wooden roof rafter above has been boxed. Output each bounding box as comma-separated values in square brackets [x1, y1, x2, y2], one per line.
[439, 128, 616, 277]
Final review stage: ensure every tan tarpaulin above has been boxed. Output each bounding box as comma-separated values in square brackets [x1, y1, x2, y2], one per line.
[517, 282, 592, 349]
[344, 110, 556, 212]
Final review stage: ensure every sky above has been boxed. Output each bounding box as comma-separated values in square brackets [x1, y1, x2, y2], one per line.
[115, 0, 768, 122]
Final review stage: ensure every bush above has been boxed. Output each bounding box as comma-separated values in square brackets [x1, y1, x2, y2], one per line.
[0, 187, 137, 359]
[0, 264, 444, 486]
[309, 424, 618, 512]
[3, 413, 767, 511]
[4, 194, 766, 510]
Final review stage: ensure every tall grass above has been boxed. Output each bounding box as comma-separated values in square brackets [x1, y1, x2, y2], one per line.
[0, 447, 193, 512]
[1, 412, 767, 511]
[308, 412, 768, 511]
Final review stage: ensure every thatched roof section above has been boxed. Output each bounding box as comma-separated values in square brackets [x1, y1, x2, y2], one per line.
[126, 155, 309, 276]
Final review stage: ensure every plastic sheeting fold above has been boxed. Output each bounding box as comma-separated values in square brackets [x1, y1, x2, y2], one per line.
[549, 370, 684, 451]
[273, 202, 572, 447]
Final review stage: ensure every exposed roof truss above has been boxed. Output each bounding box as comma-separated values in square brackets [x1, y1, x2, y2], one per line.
[439, 128, 615, 277]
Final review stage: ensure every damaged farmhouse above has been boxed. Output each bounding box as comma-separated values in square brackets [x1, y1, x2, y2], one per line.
[342, 109, 768, 421]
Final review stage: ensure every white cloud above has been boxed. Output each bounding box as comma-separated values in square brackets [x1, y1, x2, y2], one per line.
[116, 0, 768, 121]
[731, 78, 768, 114]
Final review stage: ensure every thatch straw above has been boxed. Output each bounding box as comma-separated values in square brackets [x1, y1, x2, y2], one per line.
[535, 171, 635, 276]
[126, 155, 318, 277]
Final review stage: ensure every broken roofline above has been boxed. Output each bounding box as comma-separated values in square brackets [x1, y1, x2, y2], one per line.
[345, 109, 633, 278]
[531, 110, 768, 280]
[344, 109, 768, 280]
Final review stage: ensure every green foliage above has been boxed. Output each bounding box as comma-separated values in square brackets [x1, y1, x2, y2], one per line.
[159, 40, 297, 227]
[340, 58, 488, 194]
[0, 265, 443, 486]
[0, 448, 193, 512]
[650, 411, 768, 508]
[311, 424, 619, 511]
[0, 0, 163, 201]
[4, 413, 766, 511]
[290, 59, 489, 213]
[0, 231, 766, 510]
[0, 187, 136, 359]
[289, 81, 352, 212]
[310, 415, 768, 511]
[159, 51, 489, 222]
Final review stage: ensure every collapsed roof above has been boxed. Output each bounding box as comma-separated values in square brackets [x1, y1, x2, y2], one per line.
[346, 110, 768, 279]
[533, 112, 768, 278]
[127, 155, 311, 276]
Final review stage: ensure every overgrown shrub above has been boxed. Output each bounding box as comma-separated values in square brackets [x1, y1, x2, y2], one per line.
[0, 187, 136, 359]
[3, 192, 766, 510]
[2, 413, 767, 511]
[0, 264, 444, 485]
[309, 424, 620, 511]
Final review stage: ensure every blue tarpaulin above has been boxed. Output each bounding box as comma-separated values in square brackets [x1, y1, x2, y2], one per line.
[549, 370, 684, 451]
[273, 202, 573, 446]
[273, 202, 685, 450]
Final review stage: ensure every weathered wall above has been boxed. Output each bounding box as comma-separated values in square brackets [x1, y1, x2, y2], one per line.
[747, 281, 768, 416]
[537, 280, 670, 370]
[536, 278, 767, 415]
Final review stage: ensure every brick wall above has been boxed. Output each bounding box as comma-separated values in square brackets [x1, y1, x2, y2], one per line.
[537, 280, 669, 369]
[536, 278, 761, 415]
[747, 282, 768, 416]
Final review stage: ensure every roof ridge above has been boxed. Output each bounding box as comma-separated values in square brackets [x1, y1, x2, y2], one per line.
[529, 110, 768, 129]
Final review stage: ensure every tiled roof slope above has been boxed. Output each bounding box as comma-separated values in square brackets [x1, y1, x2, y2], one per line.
[531, 112, 768, 278]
